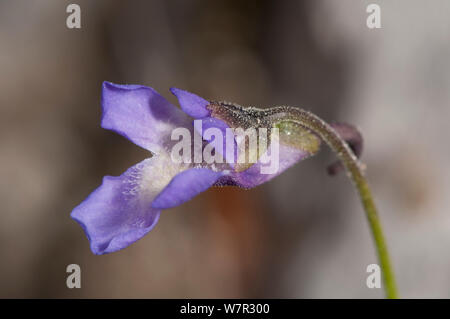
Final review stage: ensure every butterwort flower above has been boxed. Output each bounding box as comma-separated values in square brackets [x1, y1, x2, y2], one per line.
[71, 82, 360, 255]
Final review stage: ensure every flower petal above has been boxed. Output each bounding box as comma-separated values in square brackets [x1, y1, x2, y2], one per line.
[198, 117, 237, 166]
[170, 87, 210, 118]
[71, 155, 184, 255]
[327, 123, 363, 175]
[152, 168, 224, 209]
[101, 82, 190, 153]
[226, 143, 311, 188]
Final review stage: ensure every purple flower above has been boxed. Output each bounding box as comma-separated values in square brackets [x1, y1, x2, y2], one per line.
[71, 82, 321, 255]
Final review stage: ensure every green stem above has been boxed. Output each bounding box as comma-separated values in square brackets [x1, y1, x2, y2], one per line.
[271, 107, 399, 298]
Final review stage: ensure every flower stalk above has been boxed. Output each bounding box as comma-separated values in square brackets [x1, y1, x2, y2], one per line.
[270, 107, 398, 299]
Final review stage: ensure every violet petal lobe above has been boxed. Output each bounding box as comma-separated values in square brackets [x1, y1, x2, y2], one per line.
[152, 168, 225, 209]
[170, 87, 210, 118]
[101, 82, 191, 154]
[199, 116, 238, 166]
[71, 155, 185, 255]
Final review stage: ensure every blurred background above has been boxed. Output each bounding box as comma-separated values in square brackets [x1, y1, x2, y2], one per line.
[1, 0, 449, 298]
